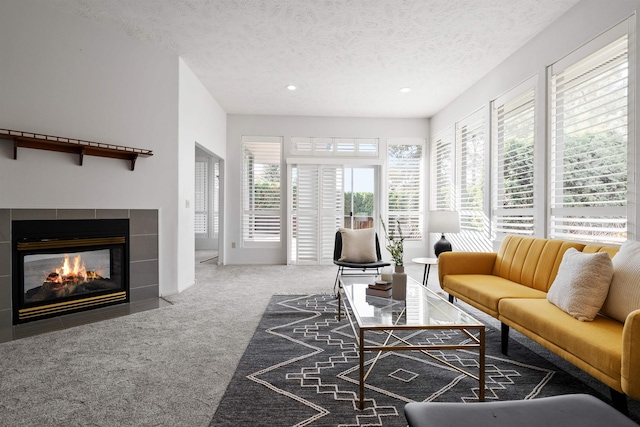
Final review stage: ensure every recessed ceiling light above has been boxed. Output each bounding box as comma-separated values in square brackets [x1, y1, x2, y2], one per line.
[400, 87, 411, 93]
[286, 85, 297, 91]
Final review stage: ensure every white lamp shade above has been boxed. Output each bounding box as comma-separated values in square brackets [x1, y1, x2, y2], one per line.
[428, 210, 460, 233]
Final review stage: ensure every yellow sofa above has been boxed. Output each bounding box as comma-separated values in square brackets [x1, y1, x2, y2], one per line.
[438, 235, 639, 410]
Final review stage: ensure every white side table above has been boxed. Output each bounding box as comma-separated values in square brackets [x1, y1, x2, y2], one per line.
[411, 257, 438, 287]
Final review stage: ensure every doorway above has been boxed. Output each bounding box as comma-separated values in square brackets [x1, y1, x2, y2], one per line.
[289, 164, 378, 264]
[195, 145, 221, 263]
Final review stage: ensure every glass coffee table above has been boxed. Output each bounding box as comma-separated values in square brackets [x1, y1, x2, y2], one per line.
[338, 275, 485, 410]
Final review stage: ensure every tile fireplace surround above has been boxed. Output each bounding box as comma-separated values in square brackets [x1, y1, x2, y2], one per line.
[0, 208, 159, 335]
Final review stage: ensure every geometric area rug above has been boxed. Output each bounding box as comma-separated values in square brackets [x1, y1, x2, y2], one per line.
[210, 294, 609, 426]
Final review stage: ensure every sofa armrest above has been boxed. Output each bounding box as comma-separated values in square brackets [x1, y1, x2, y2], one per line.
[622, 309, 640, 399]
[437, 251, 498, 288]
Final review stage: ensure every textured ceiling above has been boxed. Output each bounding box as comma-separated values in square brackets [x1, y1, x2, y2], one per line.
[46, 0, 580, 118]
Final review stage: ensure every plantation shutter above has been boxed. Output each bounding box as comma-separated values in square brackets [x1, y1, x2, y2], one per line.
[242, 137, 282, 246]
[195, 157, 208, 235]
[492, 84, 536, 237]
[213, 161, 219, 238]
[321, 166, 344, 261]
[456, 109, 486, 234]
[294, 164, 319, 263]
[387, 141, 423, 240]
[291, 164, 343, 264]
[549, 26, 628, 244]
[431, 129, 455, 210]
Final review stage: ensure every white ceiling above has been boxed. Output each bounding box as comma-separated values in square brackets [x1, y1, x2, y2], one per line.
[46, 0, 581, 118]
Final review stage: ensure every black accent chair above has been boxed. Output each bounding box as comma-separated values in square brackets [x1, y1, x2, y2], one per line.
[332, 230, 391, 295]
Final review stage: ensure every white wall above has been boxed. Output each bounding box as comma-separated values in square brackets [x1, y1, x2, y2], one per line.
[432, 0, 639, 135]
[430, 0, 640, 242]
[225, 114, 429, 264]
[0, 0, 220, 295]
[178, 59, 227, 290]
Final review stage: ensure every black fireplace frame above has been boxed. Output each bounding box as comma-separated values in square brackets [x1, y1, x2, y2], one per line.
[12, 219, 130, 324]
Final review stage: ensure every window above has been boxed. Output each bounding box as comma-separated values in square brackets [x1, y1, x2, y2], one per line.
[430, 129, 455, 210]
[213, 161, 220, 238]
[491, 80, 536, 238]
[456, 109, 487, 236]
[290, 137, 379, 157]
[242, 137, 282, 246]
[195, 157, 209, 236]
[549, 22, 630, 244]
[387, 140, 424, 240]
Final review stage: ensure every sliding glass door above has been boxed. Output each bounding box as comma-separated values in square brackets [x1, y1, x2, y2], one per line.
[290, 165, 378, 264]
[343, 167, 376, 229]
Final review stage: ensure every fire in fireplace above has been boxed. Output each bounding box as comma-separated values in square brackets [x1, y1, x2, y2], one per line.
[24, 249, 121, 303]
[12, 219, 130, 324]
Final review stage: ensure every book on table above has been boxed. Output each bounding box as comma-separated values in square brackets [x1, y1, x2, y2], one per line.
[366, 286, 392, 298]
[368, 280, 391, 290]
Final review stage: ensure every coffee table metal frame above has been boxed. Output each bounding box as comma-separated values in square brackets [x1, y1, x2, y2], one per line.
[338, 275, 485, 410]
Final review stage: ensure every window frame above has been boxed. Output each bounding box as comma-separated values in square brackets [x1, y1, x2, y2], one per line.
[430, 128, 455, 211]
[548, 20, 633, 244]
[491, 77, 538, 239]
[385, 138, 426, 242]
[195, 156, 210, 237]
[456, 108, 488, 237]
[241, 136, 283, 248]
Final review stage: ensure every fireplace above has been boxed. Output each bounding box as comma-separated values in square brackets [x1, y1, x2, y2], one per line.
[12, 219, 130, 324]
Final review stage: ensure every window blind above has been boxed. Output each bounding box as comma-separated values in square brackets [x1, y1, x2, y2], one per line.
[293, 164, 319, 262]
[242, 138, 282, 245]
[492, 84, 536, 237]
[290, 137, 378, 157]
[550, 32, 628, 244]
[321, 166, 344, 261]
[431, 129, 455, 210]
[387, 142, 423, 240]
[290, 164, 343, 264]
[213, 161, 219, 238]
[456, 109, 485, 234]
[195, 158, 208, 235]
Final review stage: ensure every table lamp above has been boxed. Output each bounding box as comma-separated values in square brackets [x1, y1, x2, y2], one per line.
[428, 210, 460, 257]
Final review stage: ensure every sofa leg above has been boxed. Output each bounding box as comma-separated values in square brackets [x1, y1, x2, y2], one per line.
[610, 389, 629, 415]
[448, 294, 454, 303]
[501, 323, 509, 355]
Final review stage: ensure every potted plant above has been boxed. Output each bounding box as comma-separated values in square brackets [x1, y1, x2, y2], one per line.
[381, 216, 407, 300]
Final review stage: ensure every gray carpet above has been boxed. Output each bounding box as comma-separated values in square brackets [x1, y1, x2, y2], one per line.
[0, 259, 637, 426]
[0, 262, 342, 426]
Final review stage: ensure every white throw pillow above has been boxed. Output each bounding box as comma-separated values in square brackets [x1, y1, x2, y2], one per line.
[546, 248, 613, 322]
[339, 227, 377, 263]
[600, 240, 640, 323]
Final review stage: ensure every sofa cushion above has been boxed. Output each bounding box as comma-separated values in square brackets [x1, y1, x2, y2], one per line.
[601, 240, 640, 323]
[338, 227, 377, 263]
[546, 248, 613, 321]
[499, 298, 623, 382]
[443, 274, 546, 317]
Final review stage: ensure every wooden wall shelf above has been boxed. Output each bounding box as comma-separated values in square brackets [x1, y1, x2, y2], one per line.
[0, 129, 153, 171]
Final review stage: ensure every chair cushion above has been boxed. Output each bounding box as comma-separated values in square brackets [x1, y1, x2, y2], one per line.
[546, 248, 613, 322]
[338, 227, 377, 263]
[601, 240, 640, 323]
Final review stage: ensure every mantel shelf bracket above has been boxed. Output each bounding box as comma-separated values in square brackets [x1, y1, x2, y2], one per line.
[0, 128, 153, 171]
